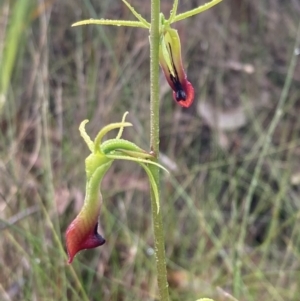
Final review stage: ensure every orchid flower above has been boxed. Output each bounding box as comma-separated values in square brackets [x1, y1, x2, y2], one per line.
[66, 113, 167, 263]
[66, 160, 112, 263]
[72, 0, 222, 108]
[159, 26, 194, 107]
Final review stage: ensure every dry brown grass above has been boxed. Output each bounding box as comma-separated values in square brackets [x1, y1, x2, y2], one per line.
[1, 0, 300, 300]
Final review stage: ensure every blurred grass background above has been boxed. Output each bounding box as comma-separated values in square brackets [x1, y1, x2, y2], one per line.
[1, 0, 300, 300]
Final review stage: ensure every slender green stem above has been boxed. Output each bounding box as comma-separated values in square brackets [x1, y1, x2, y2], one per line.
[150, 0, 170, 300]
[150, 2, 161, 153]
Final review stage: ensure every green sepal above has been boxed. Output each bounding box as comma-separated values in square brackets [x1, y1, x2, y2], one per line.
[160, 29, 176, 77]
[85, 154, 113, 182]
[105, 153, 168, 173]
[101, 139, 147, 155]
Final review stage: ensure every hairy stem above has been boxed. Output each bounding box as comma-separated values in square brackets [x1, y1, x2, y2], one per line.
[150, 0, 170, 300]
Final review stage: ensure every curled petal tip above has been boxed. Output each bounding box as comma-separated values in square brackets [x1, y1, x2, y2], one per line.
[66, 219, 105, 264]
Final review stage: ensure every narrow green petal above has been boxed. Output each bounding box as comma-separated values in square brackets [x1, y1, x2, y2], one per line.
[94, 122, 132, 153]
[79, 120, 94, 152]
[160, 34, 175, 77]
[105, 153, 169, 174]
[72, 19, 148, 29]
[140, 163, 160, 213]
[122, 0, 150, 28]
[116, 111, 129, 139]
[116, 149, 154, 160]
[172, 0, 222, 23]
[167, 0, 178, 25]
[101, 139, 146, 155]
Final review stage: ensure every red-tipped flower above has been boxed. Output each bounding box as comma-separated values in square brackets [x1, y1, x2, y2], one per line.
[65, 145, 113, 264]
[159, 27, 194, 108]
[65, 113, 167, 264]
[66, 206, 105, 264]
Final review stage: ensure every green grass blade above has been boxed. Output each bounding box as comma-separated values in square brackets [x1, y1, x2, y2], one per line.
[0, 0, 33, 112]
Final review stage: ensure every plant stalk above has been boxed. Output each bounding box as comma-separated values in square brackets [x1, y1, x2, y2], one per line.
[149, 0, 170, 300]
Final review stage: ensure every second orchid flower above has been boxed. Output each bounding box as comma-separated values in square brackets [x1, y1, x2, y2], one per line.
[159, 27, 194, 108]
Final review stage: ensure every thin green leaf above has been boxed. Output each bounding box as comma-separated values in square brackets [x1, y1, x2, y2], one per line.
[72, 19, 148, 29]
[171, 0, 222, 23]
[139, 163, 160, 213]
[0, 0, 32, 112]
[122, 0, 150, 28]
[167, 0, 178, 25]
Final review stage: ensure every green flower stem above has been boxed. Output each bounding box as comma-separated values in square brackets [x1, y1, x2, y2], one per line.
[150, 0, 170, 300]
[150, 0, 160, 155]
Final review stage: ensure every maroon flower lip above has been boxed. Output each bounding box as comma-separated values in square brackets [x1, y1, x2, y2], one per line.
[66, 215, 105, 264]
